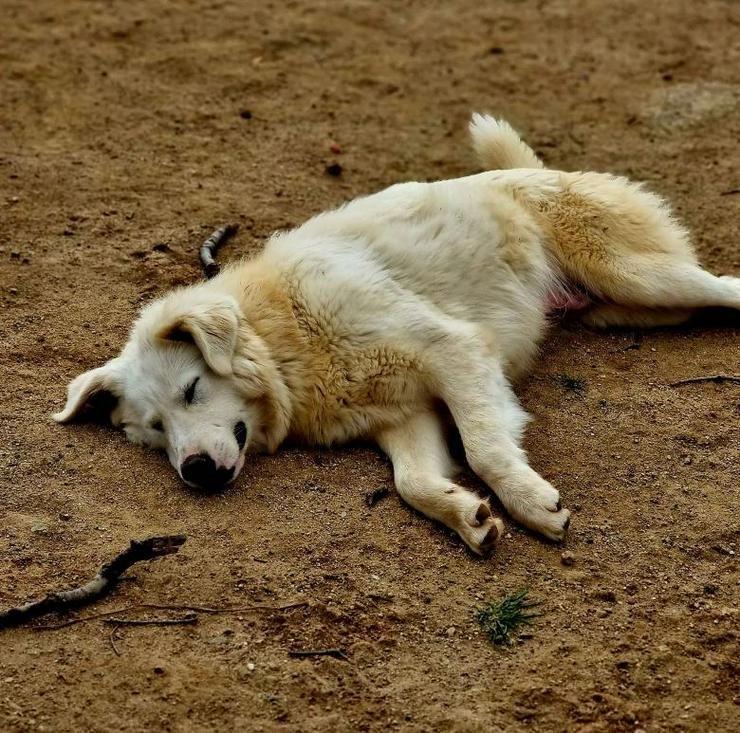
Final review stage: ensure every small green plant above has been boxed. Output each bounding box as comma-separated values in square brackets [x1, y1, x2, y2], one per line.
[475, 590, 540, 646]
[554, 373, 586, 393]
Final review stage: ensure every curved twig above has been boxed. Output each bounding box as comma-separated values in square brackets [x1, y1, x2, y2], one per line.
[668, 374, 740, 387]
[199, 224, 238, 278]
[0, 535, 186, 630]
[31, 600, 308, 630]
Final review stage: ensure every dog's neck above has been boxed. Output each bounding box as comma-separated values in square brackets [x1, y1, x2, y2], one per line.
[216, 259, 323, 450]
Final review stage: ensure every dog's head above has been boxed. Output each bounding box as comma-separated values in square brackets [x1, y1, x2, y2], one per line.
[54, 285, 291, 492]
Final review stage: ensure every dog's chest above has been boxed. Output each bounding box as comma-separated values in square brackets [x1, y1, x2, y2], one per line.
[290, 344, 425, 445]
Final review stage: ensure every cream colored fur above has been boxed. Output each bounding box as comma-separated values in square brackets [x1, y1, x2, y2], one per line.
[55, 114, 740, 555]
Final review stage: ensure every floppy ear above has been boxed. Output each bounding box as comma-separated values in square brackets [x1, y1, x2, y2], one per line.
[53, 362, 121, 423]
[156, 297, 239, 376]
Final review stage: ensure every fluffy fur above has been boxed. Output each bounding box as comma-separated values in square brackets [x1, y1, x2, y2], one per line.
[55, 114, 740, 555]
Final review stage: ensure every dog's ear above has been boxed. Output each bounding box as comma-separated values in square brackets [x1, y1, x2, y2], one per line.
[53, 361, 121, 423]
[157, 296, 239, 376]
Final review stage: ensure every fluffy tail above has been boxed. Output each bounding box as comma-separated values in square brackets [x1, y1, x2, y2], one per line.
[469, 113, 544, 170]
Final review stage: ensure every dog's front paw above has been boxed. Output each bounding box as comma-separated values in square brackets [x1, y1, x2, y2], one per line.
[458, 500, 505, 556]
[508, 480, 572, 541]
[529, 503, 571, 542]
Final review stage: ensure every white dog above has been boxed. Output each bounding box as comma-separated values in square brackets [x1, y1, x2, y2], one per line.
[55, 115, 740, 555]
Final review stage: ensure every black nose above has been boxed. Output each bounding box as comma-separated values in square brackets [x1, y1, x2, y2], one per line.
[181, 453, 234, 491]
[234, 421, 247, 450]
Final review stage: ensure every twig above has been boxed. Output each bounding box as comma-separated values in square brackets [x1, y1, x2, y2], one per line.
[668, 374, 740, 387]
[199, 224, 238, 278]
[109, 624, 121, 656]
[719, 188, 740, 196]
[288, 648, 349, 661]
[0, 535, 186, 630]
[32, 600, 308, 630]
[103, 614, 198, 626]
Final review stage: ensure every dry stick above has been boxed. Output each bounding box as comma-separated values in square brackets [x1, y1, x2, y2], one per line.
[669, 374, 740, 387]
[103, 614, 198, 627]
[0, 535, 186, 630]
[109, 624, 121, 657]
[289, 648, 349, 661]
[32, 600, 308, 630]
[199, 224, 238, 279]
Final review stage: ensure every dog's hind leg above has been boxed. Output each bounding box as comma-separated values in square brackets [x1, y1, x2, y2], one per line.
[376, 411, 504, 556]
[579, 258, 740, 329]
[581, 304, 695, 329]
[601, 259, 740, 311]
[542, 174, 740, 318]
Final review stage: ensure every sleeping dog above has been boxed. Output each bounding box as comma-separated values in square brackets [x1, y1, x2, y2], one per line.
[55, 114, 740, 554]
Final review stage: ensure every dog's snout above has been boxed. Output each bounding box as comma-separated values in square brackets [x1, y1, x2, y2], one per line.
[181, 453, 234, 491]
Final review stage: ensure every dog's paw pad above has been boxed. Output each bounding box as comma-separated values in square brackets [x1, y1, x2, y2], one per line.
[464, 515, 504, 556]
[479, 519, 503, 553]
[475, 501, 492, 525]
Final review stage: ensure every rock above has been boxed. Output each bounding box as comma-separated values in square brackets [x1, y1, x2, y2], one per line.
[561, 551, 576, 566]
[595, 589, 617, 603]
[645, 82, 740, 132]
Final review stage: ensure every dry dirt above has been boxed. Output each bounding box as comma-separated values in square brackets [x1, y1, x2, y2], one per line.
[1, 1, 739, 731]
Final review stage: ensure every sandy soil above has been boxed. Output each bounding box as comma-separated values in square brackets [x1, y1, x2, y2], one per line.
[1, 1, 739, 731]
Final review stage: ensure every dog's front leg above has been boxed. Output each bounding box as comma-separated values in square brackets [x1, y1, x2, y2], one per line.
[376, 411, 503, 556]
[425, 335, 571, 541]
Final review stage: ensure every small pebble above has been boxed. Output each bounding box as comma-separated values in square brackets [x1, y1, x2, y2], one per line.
[330, 142, 342, 154]
[446, 626, 456, 637]
[59, 512, 72, 521]
[325, 162, 343, 176]
[9, 287, 18, 295]
[561, 551, 576, 566]
[246, 662, 255, 672]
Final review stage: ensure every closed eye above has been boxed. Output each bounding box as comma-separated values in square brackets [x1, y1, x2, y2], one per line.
[184, 377, 199, 405]
[151, 420, 164, 433]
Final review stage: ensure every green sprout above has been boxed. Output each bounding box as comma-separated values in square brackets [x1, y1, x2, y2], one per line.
[475, 590, 540, 646]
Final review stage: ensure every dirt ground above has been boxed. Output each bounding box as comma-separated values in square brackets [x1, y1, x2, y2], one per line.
[1, 1, 739, 731]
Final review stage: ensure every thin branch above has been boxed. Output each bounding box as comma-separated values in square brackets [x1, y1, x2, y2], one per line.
[0, 535, 186, 630]
[109, 624, 121, 656]
[199, 224, 238, 279]
[289, 648, 349, 661]
[103, 614, 197, 626]
[32, 600, 308, 630]
[668, 374, 740, 387]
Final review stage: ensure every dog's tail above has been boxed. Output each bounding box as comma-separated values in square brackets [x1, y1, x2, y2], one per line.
[469, 113, 544, 170]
